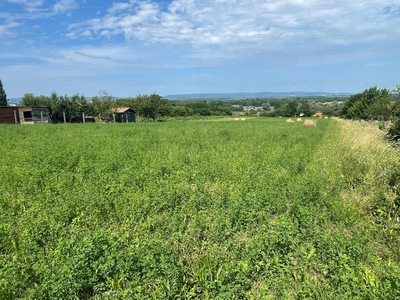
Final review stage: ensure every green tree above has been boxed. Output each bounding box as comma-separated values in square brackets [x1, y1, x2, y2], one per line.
[21, 93, 50, 107]
[280, 100, 298, 117]
[93, 91, 115, 121]
[298, 102, 312, 116]
[170, 105, 189, 117]
[262, 102, 271, 111]
[115, 97, 135, 111]
[185, 101, 216, 116]
[341, 86, 393, 121]
[21, 93, 39, 106]
[386, 85, 400, 142]
[0, 79, 8, 106]
[135, 93, 169, 121]
[390, 84, 400, 118]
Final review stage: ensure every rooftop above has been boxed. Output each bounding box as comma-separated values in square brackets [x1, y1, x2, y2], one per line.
[113, 107, 133, 113]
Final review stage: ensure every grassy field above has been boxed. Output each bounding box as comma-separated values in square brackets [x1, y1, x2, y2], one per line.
[0, 117, 399, 299]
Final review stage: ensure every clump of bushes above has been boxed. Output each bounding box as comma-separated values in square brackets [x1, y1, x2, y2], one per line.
[386, 100, 400, 146]
[339, 85, 400, 147]
[387, 121, 400, 144]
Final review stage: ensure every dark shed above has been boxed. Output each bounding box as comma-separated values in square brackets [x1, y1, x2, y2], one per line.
[0, 107, 50, 124]
[113, 107, 136, 123]
[0, 107, 20, 124]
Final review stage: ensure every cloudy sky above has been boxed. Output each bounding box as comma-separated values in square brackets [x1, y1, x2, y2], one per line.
[0, 0, 399, 98]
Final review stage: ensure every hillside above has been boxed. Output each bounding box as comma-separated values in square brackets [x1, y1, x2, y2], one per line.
[163, 91, 353, 100]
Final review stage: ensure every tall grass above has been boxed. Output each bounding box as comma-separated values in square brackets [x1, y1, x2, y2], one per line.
[335, 118, 400, 261]
[0, 118, 399, 299]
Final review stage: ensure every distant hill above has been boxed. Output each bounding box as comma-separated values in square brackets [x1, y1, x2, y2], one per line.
[163, 91, 353, 100]
[7, 96, 121, 105]
[8, 92, 352, 104]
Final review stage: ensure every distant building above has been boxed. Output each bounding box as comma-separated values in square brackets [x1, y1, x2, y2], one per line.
[0, 106, 50, 124]
[313, 112, 323, 118]
[243, 106, 263, 111]
[112, 107, 136, 123]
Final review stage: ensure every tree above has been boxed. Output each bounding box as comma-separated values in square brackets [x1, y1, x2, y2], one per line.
[0, 79, 7, 107]
[93, 90, 115, 121]
[298, 102, 312, 116]
[262, 102, 271, 111]
[21, 93, 50, 107]
[341, 86, 392, 121]
[170, 105, 189, 117]
[386, 85, 400, 142]
[134, 93, 169, 121]
[279, 100, 298, 117]
[318, 104, 334, 116]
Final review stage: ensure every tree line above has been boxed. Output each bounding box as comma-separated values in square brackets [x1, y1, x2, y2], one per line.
[19, 92, 235, 122]
[19, 91, 347, 121]
[20, 91, 173, 123]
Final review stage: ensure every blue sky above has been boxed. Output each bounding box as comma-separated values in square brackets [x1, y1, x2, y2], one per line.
[0, 0, 399, 98]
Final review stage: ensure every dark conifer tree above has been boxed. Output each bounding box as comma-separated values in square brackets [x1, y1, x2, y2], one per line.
[0, 79, 7, 106]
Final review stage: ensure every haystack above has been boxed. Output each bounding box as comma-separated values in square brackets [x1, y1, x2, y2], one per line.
[304, 120, 317, 127]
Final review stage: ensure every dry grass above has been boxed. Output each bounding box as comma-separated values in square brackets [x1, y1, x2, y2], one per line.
[336, 118, 398, 169]
[335, 117, 400, 216]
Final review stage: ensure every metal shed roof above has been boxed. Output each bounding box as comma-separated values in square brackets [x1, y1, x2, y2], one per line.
[113, 107, 134, 113]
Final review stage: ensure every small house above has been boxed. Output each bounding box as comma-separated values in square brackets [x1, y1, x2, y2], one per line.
[0, 106, 50, 124]
[313, 111, 323, 118]
[113, 107, 136, 123]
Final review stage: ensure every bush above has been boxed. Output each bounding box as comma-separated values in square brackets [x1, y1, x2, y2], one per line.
[387, 120, 400, 144]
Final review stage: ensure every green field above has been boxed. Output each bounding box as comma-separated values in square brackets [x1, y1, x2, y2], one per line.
[1, 118, 399, 299]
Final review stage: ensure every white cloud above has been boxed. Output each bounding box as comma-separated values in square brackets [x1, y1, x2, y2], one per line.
[7, 0, 44, 7]
[0, 22, 20, 37]
[2, 0, 400, 96]
[70, 0, 398, 54]
[107, 2, 131, 14]
[53, 0, 79, 13]
[4, 0, 85, 24]
[5, 0, 400, 56]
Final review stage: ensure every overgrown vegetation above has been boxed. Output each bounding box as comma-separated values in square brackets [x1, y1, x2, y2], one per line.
[340, 86, 392, 121]
[340, 85, 400, 145]
[1, 118, 399, 299]
[387, 86, 400, 144]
